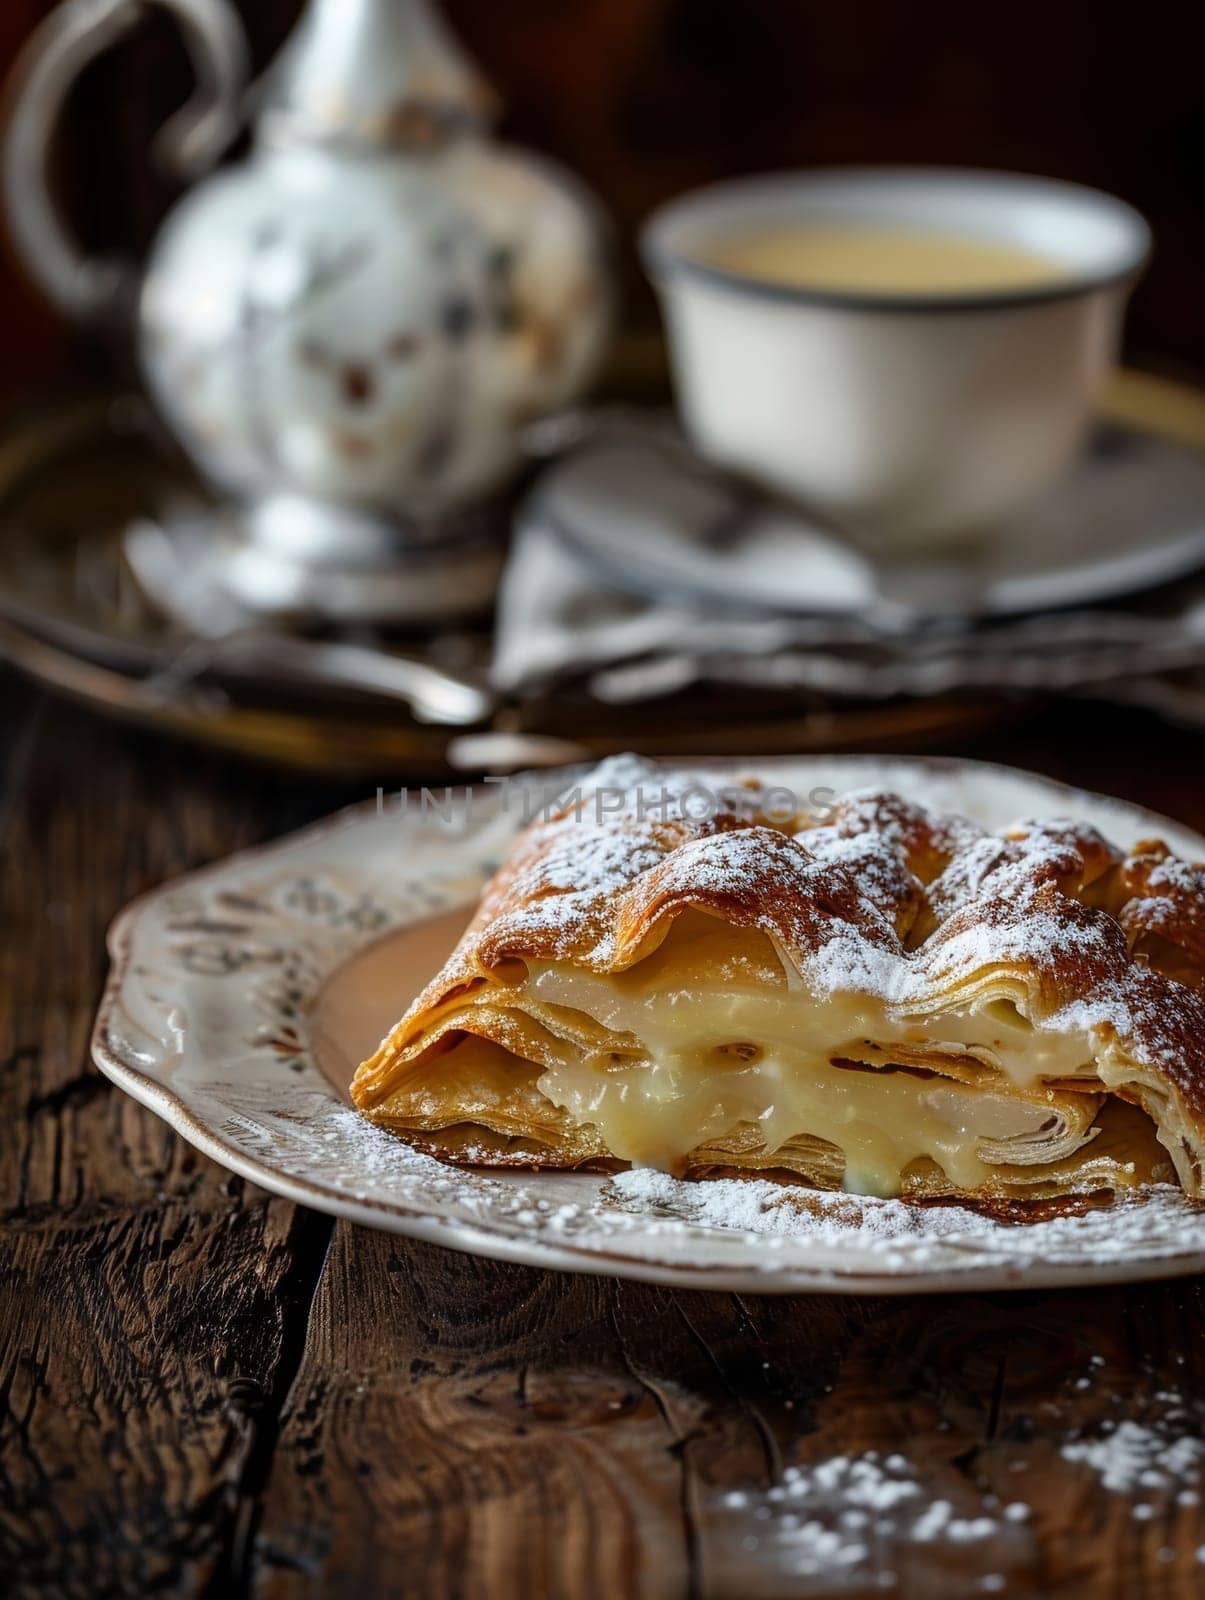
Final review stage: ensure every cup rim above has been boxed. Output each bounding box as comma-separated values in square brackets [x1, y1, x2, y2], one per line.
[640, 165, 1152, 315]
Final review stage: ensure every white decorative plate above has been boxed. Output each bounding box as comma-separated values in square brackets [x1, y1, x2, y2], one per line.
[92, 756, 1205, 1294]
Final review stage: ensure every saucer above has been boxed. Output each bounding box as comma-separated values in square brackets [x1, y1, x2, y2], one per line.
[531, 374, 1205, 623]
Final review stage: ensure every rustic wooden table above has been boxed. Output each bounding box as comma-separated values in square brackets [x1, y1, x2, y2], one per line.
[3, 671, 1205, 1599]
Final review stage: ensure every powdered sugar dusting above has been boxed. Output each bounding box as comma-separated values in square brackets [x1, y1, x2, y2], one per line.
[605, 1166, 1205, 1269]
[478, 757, 785, 968]
[716, 1451, 1033, 1591]
[610, 1167, 990, 1243]
[1062, 1418, 1205, 1497]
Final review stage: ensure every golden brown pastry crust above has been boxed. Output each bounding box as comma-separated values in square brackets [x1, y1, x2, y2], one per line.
[351, 758, 1205, 1197]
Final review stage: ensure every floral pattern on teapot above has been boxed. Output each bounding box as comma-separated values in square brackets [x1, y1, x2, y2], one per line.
[141, 142, 611, 518]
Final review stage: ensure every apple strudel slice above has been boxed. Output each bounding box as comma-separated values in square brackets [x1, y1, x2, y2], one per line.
[351, 758, 1205, 1201]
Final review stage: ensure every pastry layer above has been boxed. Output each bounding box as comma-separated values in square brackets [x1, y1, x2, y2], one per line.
[351, 759, 1205, 1200]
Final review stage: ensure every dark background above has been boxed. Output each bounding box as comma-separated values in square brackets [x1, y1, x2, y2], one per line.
[1, 0, 1202, 403]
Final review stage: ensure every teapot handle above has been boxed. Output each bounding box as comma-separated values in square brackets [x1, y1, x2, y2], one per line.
[3, 0, 248, 325]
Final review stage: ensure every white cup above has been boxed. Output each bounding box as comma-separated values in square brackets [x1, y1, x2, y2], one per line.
[641, 168, 1150, 549]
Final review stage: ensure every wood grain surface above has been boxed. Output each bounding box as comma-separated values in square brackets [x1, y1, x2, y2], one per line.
[3, 671, 1205, 1599]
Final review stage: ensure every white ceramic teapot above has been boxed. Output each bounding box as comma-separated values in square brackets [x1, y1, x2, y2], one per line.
[4, 0, 614, 619]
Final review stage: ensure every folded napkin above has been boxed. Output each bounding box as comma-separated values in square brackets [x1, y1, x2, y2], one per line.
[492, 416, 1205, 723]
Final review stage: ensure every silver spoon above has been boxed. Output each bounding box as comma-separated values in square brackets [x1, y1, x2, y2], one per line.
[123, 516, 495, 726]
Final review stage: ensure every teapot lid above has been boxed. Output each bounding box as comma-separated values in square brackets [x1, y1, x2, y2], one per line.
[257, 0, 498, 150]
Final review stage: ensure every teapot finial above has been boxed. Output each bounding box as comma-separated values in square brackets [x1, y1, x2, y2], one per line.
[258, 0, 498, 150]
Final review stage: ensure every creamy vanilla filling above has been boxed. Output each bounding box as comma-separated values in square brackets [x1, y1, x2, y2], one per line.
[518, 916, 1101, 1197]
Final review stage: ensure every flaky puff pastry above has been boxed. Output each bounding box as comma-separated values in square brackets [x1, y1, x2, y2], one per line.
[351, 758, 1205, 1201]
